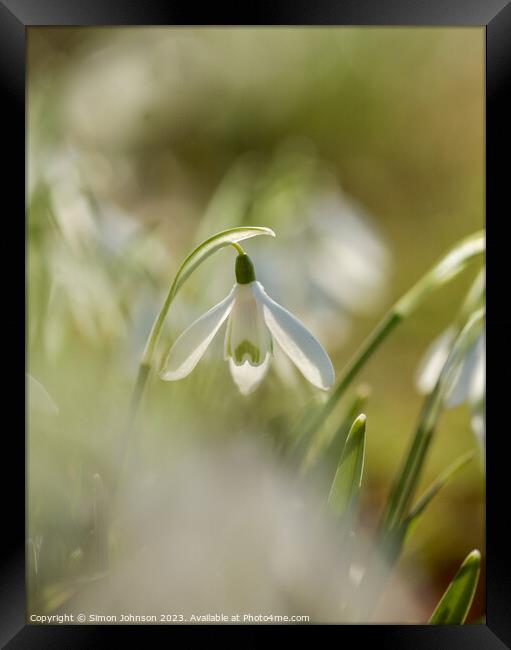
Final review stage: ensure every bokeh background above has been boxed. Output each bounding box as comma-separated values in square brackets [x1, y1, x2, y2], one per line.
[27, 27, 485, 622]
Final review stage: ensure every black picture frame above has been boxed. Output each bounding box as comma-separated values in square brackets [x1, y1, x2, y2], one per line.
[2, 0, 508, 646]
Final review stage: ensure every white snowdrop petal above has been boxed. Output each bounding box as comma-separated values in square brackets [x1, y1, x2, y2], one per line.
[471, 409, 485, 452]
[415, 328, 455, 395]
[468, 332, 485, 404]
[252, 282, 335, 390]
[226, 284, 272, 365]
[445, 333, 483, 408]
[160, 286, 237, 380]
[229, 354, 271, 395]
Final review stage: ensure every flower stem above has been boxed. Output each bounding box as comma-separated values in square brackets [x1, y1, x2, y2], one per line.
[296, 311, 401, 442]
[117, 362, 151, 472]
[379, 307, 484, 538]
[118, 284, 179, 471]
[230, 242, 246, 254]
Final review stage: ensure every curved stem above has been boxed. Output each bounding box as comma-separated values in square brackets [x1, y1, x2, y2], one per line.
[230, 242, 246, 254]
[122, 272, 181, 446]
[132, 246, 243, 414]
[123, 230, 267, 445]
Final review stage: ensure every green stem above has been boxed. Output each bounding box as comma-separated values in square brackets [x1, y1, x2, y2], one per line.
[140, 279, 180, 369]
[405, 450, 474, 525]
[118, 278, 179, 469]
[230, 242, 246, 255]
[129, 241, 247, 420]
[379, 307, 484, 538]
[118, 362, 151, 471]
[379, 403, 436, 538]
[296, 311, 401, 443]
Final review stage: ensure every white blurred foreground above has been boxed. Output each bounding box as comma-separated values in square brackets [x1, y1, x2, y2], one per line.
[58, 438, 423, 623]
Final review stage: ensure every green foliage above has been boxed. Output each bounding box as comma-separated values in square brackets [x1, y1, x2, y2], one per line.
[429, 550, 481, 624]
[328, 414, 366, 520]
[379, 308, 484, 539]
[402, 451, 475, 542]
[377, 452, 475, 569]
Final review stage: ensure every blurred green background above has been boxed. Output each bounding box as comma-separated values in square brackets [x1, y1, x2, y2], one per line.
[27, 27, 484, 622]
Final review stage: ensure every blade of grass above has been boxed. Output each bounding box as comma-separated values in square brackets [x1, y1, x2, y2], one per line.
[403, 450, 475, 537]
[380, 451, 475, 567]
[301, 384, 370, 475]
[429, 550, 481, 624]
[328, 414, 366, 520]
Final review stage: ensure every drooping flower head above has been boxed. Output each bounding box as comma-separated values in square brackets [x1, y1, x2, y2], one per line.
[416, 326, 485, 448]
[415, 270, 485, 450]
[161, 253, 335, 395]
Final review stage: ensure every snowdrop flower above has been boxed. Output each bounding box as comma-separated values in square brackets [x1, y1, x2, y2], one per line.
[196, 152, 391, 350]
[416, 326, 485, 446]
[160, 253, 335, 395]
[416, 267, 485, 449]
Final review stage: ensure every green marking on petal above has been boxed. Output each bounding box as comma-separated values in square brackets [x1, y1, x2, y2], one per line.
[234, 340, 261, 364]
[224, 318, 233, 359]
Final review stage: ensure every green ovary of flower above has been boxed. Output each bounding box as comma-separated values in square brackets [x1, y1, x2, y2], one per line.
[234, 340, 261, 365]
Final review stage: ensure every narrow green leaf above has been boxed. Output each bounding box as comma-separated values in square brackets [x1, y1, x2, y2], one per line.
[396, 231, 485, 318]
[324, 386, 370, 471]
[403, 451, 475, 538]
[429, 550, 481, 624]
[301, 384, 370, 474]
[328, 414, 366, 519]
[379, 452, 475, 568]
